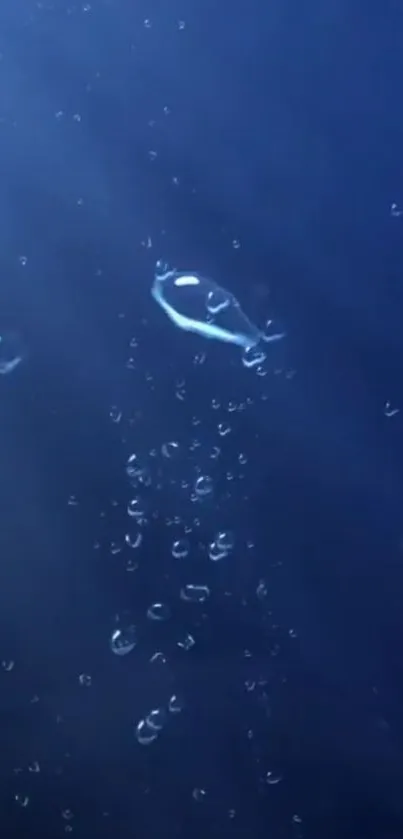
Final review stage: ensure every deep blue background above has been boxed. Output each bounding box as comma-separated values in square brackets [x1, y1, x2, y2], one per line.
[0, 0, 403, 837]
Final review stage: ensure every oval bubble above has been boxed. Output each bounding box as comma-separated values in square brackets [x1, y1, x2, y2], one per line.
[152, 262, 284, 351]
[147, 602, 171, 621]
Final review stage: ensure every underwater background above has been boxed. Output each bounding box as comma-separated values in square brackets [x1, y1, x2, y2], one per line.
[0, 1, 403, 837]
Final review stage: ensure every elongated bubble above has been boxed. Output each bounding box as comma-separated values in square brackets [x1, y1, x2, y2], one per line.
[152, 261, 284, 351]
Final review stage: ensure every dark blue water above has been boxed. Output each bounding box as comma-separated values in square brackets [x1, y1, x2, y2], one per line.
[0, 1, 403, 837]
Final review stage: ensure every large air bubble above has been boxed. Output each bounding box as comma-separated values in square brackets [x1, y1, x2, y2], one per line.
[152, 261, 284, 351]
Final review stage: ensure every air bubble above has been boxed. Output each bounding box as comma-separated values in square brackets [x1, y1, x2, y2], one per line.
[180, 584, 210, 603]
[208, 541, 228, 562]
[135, 718, 158, 745]
[256, 579, 268, 600]
[161, 441, 180, 458]
[216, 530, 235, 551]
[242, 346, 267, 369]
[168, 693, 184, 713]
[194, 475, 213, 498]
[127, 497, 146, 521]
[110, 625, 137, 656]
[146, 707, 167, 731]
[178, 633, 196, 650]
[152, 261, 284, 352]
[172, 538, 190, 559]
[147, 603, 171, 621]
[126, 454, 152, 487]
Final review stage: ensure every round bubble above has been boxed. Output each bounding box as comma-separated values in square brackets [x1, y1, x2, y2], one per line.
[168, 693, 185, 714]
[265, 770, 283, 785]
[127, 497, 146, 521]
[110, 625, 137, 656]
[172, 538, 190, 559]
[208, 541, 228, 562]
[146, 707, 167, 731]
[161, 441, 180, 459]
[194, 475, 213, 499]
[216, 530, 235, 551]
[135, 718, 158, 745]
[126, 453, 152, 487]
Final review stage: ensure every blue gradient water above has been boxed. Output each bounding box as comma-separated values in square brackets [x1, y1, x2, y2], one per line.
[0, 2, 403, 839]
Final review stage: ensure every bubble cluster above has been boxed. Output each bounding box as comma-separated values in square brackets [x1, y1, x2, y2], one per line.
[135, 695, 184, 746]
[77, 257, 291, 829]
